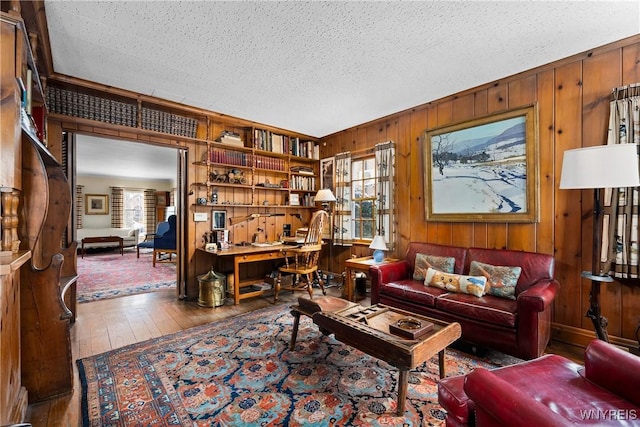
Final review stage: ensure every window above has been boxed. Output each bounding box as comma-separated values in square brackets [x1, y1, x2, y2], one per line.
[123, 189, 144, 231]
[351, 157, 377, 241]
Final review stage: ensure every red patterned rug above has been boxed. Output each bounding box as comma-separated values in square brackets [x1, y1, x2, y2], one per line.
[77, 248, 176, 303]
[78, 304, 521, 426]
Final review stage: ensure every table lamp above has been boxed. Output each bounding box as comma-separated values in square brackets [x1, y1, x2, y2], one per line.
[559, 143, 640, 341]
[369, 235, 388, 263]
[315, 188, 336, 212]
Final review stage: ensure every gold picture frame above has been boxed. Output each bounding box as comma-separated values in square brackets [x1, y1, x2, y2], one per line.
[85, 194, 109, 215]
[423, 104, 539, 223]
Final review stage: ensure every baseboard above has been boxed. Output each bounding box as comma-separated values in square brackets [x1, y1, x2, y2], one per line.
[551, 322, 640, 355]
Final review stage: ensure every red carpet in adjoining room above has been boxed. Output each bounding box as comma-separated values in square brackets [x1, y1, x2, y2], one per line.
[76, 248, 176, 303]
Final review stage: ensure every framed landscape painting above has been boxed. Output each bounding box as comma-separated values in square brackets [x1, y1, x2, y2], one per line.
[423, 104, 539, 222]
[86, 194, 109, 215]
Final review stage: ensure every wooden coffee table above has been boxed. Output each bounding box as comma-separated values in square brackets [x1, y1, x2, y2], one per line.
[81, 236, 124, 258]
[313, 304, 462, 415]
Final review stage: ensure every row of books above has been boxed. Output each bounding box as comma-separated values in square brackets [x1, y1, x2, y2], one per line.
[207, 149, 286, 171]
[253, 129, 319, 159]
[46, 86, 138, 127]
[140, 107, 198, 138]
[289, 175, 316, 191]
[45, 86, 198, 138]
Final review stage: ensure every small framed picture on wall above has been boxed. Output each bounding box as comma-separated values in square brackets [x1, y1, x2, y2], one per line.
[289, 194, 300, 206]
[320, 157, 334, 191]
[212, 210, 227, 229]
[86, 194, 109, 215]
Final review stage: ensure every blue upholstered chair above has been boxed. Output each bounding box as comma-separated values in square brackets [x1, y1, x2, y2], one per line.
[137, 220, 170, 258]
[151, 215, 177, 267]
[137, 216, 176, 266]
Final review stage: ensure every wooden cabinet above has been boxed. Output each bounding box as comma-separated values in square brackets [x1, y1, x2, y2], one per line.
[0, 10, 75, 412]
[0, 252, 31, 424]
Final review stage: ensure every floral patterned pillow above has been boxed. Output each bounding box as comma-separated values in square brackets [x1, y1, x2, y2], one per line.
[469, 261, 522, 300]
[413, 254, 455, 281]
[424, 268, 487, 297]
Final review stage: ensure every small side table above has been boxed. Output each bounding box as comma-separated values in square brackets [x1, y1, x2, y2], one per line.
[343, 256, 399, 302]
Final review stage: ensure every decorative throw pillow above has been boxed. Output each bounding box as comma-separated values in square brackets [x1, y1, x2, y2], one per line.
[424, 267, 487, 297]
[469, 261, 522, 300]
[413, 254, 455, 281]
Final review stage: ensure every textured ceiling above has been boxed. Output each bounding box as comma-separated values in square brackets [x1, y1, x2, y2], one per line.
[44, 1, 640, 139]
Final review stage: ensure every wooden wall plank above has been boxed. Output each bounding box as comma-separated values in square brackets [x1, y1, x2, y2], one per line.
[424, 106, 439, 244]
[506, 75, 538, 252]
[536, 69, 556, 256]
[622, 43, 640, 84]
[554, 61, 585, 329]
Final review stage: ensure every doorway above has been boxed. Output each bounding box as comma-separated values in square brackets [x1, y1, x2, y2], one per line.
[71, 133, 186, 302]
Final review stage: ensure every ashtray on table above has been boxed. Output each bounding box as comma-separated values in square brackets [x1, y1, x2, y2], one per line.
[389, 317, 434, 339]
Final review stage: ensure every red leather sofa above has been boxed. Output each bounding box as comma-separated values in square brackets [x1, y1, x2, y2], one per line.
[369, 242, 559, 360]
[438, 339, 640, 426]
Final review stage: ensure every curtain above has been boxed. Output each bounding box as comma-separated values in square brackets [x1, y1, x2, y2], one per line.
[602, 84, 640, 279]
[76, 185, 84, 229]
[375, 141, 396, 251]
[111, 187, 124, 228]
[144, 189, 157, 235]
[333, 152, 352, 246]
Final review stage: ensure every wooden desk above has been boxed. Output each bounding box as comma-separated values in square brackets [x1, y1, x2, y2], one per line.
[344, 256, 399, 301]
[198, 245, 287, 305]
[81, 236, 123, 258]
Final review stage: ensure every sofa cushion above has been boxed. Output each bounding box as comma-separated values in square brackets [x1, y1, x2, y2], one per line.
[413, 253, 455, 280]
[469, 261, 521, 300]
[406, 242, 467, 274]
[379, 279, 447, 307]
[424, 268, 487, 297]
[435, 293, 518, 327]
[467, 247, 554, 295]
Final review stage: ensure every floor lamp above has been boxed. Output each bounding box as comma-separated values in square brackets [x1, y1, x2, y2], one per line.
[314, 188, 337, 283]
[559, 144, 640, 341]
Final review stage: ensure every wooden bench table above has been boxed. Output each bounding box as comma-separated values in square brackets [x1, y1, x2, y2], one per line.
[81, 236, 123, 258]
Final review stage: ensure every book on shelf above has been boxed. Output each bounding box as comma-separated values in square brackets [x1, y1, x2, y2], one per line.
[290, 166, 314, 175]
[216, 130, 244, 146]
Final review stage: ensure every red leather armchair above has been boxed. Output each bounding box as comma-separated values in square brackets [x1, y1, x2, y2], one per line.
[438, 339, 640, 426]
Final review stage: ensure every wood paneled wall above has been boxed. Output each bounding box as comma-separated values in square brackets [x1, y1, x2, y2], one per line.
[318, 35, 640, 347]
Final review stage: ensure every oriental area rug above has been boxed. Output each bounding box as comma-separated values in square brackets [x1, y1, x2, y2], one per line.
[78, 304, 521, 426]
[77, 248, 176, 303]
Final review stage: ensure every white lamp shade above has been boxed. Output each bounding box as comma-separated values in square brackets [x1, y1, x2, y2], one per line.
[315, 188, 336, 202]
[559, 144, 640, 189]
[369, 235, 388, 251]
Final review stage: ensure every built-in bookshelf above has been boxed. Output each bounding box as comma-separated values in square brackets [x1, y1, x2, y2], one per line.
[192, 132, 318, 209]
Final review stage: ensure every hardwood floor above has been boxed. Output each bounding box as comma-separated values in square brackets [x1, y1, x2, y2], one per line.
[24, 286, 585, 426]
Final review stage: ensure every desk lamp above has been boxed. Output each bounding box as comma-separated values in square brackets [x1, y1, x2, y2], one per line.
[315, 188, 336, 212]
[369, 235, 388, 263]
[559, 143, 640, 341]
